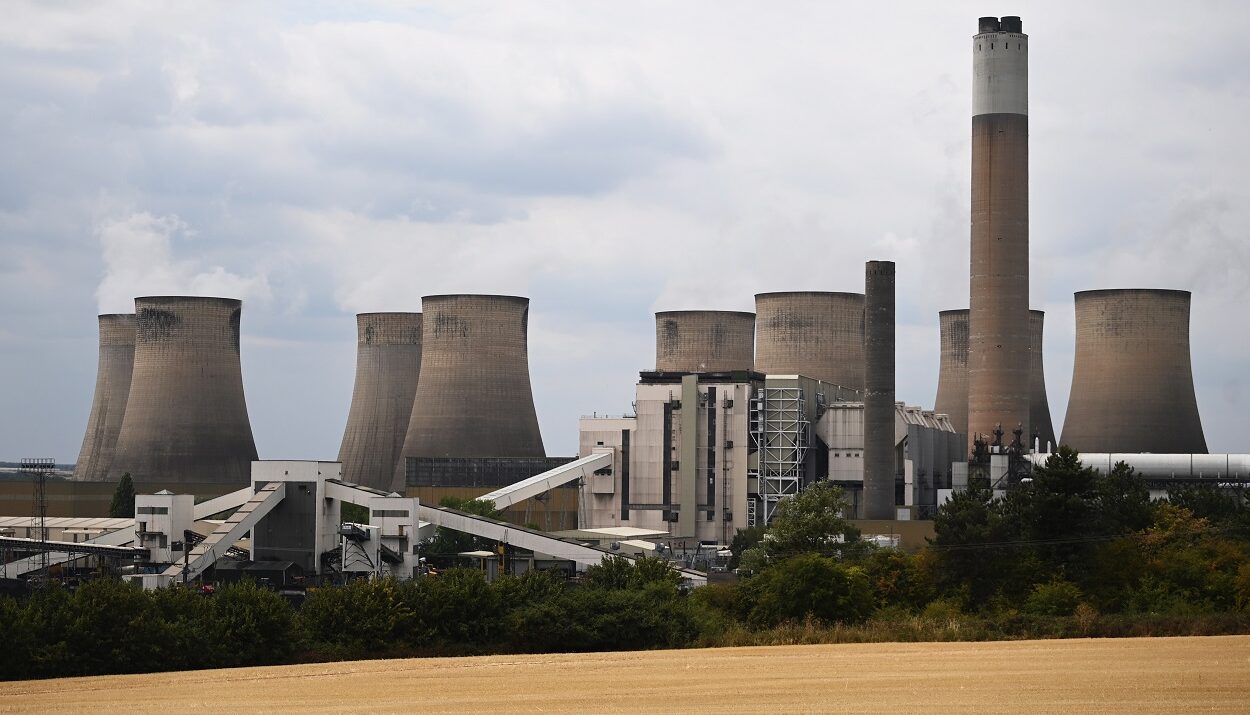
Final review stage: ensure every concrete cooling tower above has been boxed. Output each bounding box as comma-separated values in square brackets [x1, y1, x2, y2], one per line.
[754, 291, 864, 388]
[934, 308, 1055, 452]
[1029, 310, 1057, 452]
[394, 295, 544, 481]
[110, 297, 258, 486]
[655, 310, 755, 373]
[73, 314, 136, 481]
[934, 309, 970, 447]
[968, 15, 1032, 446]
[337, 313, 422, 491]
[1061, 289, 1207, 454]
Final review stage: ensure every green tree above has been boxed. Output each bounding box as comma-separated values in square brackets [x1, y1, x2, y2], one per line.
[763, 482, 862, 561]
[740, 553, 873, 627]
[109, 473, 135, 518]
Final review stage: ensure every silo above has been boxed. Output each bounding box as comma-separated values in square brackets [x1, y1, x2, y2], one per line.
[863, 262, 896, 520]
[394, 295, 544, 483]
[338, 313, 422, 491]
[111, 297, 258, 486]
[1028, 310, 1057, 452]
[655, 310, 755, 373]
[1061, 289, 1206, 454]
[754, 291, 864, 388]
[934, 309, 970, 447]
[73, 314, 136, 481]
[968, 15, 1031, 449]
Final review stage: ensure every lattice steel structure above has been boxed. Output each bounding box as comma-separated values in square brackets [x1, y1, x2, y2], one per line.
[749, 387, 808, 526]
[19, 458, 54, 581]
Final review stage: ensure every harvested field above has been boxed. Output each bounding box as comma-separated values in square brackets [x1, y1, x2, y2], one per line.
[2, 636, 1248, 714]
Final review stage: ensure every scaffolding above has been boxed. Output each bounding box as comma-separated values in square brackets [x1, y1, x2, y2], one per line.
[750, 388, 809, 526]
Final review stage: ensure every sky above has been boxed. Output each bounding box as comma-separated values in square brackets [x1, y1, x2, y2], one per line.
[1, 1, 1247, 463]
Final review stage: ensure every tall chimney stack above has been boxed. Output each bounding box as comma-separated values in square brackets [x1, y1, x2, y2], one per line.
[863, 261, 896, 520]
[967, 15, 1031, 452]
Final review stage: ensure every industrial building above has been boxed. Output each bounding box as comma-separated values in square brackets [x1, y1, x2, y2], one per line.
[338, 312, 423, 491]
[110, 297, 258, 487]
[1061, 289, 1207, 453]
[73, 313, 136, 482]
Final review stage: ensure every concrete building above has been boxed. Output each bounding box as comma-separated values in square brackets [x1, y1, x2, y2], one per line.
[338, 312, 423, 491]
[1029, 310, 1057, 452]
[395, 295, 545, 487]
[1061, 289, 1207, 453]
[654, 311, 755, 373]
[863, 261, 896, 520]
[968, 15, 1031, 449]
[110, 297, 258, 487]
[73, 313, 136, 481]
[753, 291, 865, 389]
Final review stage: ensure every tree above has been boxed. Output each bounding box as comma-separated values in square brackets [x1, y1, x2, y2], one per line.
[740, 553, 873, 627]
[109, 473, 135, 518]
[763, 482, 862, 561]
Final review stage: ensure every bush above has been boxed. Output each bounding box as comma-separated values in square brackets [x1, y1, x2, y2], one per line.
[1024, 579, 1084, 617]
[741, 554, 874, 627]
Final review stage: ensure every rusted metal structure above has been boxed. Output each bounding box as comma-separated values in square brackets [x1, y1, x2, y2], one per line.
[968, 15, 1031, 452]
[110, 297, 258, 486]
[73, 314, 136, 481]
[934, 309, 971, 450]
[337, 313, 423, 491]
[654, 310, 755, 373]
[1028, 310, 1057, 452]
[1061, 289, 1207, 454]
[394, 295, 545, 484]
[863, 261, 896, 520]
[753, 291, 864, 388]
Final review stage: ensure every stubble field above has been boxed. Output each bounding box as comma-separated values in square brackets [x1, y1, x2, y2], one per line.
[1, 635, 1248, 714]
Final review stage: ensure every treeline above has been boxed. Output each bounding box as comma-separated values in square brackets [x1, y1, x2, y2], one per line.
[3, 447, 1249, 681]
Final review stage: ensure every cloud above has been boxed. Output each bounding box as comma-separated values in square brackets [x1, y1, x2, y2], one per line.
[95, 211, 271, 314]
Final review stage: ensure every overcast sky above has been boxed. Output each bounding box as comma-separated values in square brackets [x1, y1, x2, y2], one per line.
[2, 1, 1247, 463]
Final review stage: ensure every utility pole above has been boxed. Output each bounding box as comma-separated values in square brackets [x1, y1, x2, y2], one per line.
[20, 458, 55, 586]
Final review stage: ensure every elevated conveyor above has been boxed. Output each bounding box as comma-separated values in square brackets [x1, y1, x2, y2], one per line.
[162, 482, 286, 584]
[5, 525, 137, 577]
[477, 450, 613, 509]
[419, 503, 706, 586]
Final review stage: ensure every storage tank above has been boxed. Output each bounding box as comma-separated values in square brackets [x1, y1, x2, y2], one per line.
[655, 310, 755, 373]
[863, 262, 896, 520]
[1029, 310, 1057, 452]
[337, 313, 422, 491]
[394, 295, 545, 485]
[1061, 289, 1206, 454]
[73, 313, 136, 481]
[754, 291, 864, 388]
[110, 297, 258, 486]
[934, 309, 970, 450]
[968, 15, 1031, 448]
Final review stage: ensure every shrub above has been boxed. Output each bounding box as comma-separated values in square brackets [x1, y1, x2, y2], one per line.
[742, 554, 874, 627]
[1024, 579, 1084, 617]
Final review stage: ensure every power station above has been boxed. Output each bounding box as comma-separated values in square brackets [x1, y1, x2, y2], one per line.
[5, 14, 1241, 593]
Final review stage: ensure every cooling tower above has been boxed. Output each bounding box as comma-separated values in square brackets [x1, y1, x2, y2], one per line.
[934, 309, 970, 449]
[863, 261, 896, 520]
[110, 297, 258, 486]
[1029, 310, 1057, 452]
[1061, 289, 1206, 454]
[655, 310, 755, 373]
[754, 291, 864, 388]
[394, 295, 544, 482]
[337, 313, 422, 491]
[73, 314, 136, 481]
[968, 15, 1031, 450]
